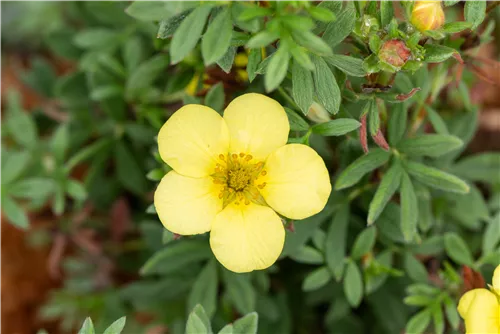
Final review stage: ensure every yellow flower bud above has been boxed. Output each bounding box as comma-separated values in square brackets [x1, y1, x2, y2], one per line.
[307, 102, 331, 124]
[411, 1, 445, 31]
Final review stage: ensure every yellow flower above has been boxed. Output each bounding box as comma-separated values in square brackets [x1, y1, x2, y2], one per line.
[411, 1, 445, 32]
[457, 265, 500, 333]
[154, 93, 331, 273]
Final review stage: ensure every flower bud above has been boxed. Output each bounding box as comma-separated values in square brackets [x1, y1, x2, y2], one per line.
[307, 102, 331, 124]
[411, 1, 445, 32]
[378, 39, 411, 68]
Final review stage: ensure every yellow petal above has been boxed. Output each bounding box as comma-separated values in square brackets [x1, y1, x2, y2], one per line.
[210, 202, 285, 273]
[158, 105, 229, 178]
[223, 93, 289, 160]
[154, 171, 222, 235]
[457, 288, 500, 334]
[260, 144, 331, 220]
[493, 264, 500, 295]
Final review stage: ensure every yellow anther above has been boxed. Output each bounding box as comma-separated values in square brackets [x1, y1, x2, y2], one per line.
[219, 193, 224, 199]
[245, 155, 253, 161]
[245, 199, 250, 205]
[261, 170, 267, 176]
[232, 153, 238, 160]
[219, 154, 225, 160]
[239, 152, 245, 158]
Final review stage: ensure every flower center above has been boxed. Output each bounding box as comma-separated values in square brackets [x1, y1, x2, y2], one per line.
[211, 153, 267, 208]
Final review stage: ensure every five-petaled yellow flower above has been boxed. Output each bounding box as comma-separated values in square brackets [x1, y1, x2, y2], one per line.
[458, 265, 500, 333]
[154, 93, 331, 273]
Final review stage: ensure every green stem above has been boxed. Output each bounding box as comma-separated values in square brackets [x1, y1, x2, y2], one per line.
[278, 87, 300, 111]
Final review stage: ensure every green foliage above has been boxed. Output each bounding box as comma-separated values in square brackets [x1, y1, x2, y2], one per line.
[2, 1, 498, 333]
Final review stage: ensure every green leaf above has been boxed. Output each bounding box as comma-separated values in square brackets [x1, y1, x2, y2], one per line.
[247, 48, 262, 82]
[264, 47, 289, 92]
[312, 119, 360, 136]
[290, 246, 323, 264]
[2, 151, 30, 185]
[308, 6, 336, 22]
[50, 124, 69, 163]
[369, 34, 382, 53]
[205, 82, 225, 113]
[103, 317, 126, 334]
[324, 55, 366, 77]
[5, 90, 38, 149]
[188, 261, 218, 318]
[368, 163, 403, 225]
[335, 149, 391, 190]
[280, 15, 315, 32]
[2, 195, 29, 229]
[65, 179, 87, 202]
[73, 29, 119, 50]
[445, 184, 489, 229]
[444, 232, 475, 267]
[9, 178, 54, 200]
[404, 253, 428, 283]
[368, 100, 380, 136]
[396, 135, 463, 158]
[115, 141, 147, 195]
[483, 213, 500, 254]
[233, 312, 258, 334]
[140, 240, 211, 275]
[343, 261, 363, 308]
[224, 271, 256, 315]
[451, 153, 500, 184]
[218, 324, 234, 334]
[170, 5, 212, 64]
[157, 10, 192, 39]
[388, 104, 407, 146]
[424, 44, 460, 63]
[202, 8, 232, 65]
[380, 1, 394, 27]
[90, 86, 123, 101]
[302, 266, 331, 292]
[290, 45, 314, 71]
[314, 1, 342, 32]
[465, 1, 486, 29]
[125, 1, 182, 21]
[292, 61, 314, 115]
[322, 5, 356, 48]
[350, 226, 376, 260]
[425, 106, 449, 135]
[444, 295, 460, 330]
[311, 55, 341, 114]
[432, 304, 445, 334]
[217, 46, 237, 73]
[64, 139, 112, 173]
[326, 204, 350, 280]
[406, 309, 431, 334]
[125, 55, 170, 100]
[186, 305, 211, 334]
[284, 107, 309, 131]
[444, 0, 461, 6]
[442, 21, 473, 33]
[246, 31, 279, 49]
[405, 161, 470, 194]
[291, 30, 333, 56]
[78, 318, 95, 334]
[400, 173, 418, 242]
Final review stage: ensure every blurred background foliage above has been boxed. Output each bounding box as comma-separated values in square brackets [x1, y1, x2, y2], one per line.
[1, 1, 500, 334]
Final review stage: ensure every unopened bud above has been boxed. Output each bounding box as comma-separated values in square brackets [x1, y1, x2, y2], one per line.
[411, 1, 445, 32]
[379, 39, 411, 68]
[307, 102, 331, 124]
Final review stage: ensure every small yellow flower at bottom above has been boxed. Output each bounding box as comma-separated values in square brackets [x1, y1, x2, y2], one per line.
[154, 93, 331, 273]
[457, 264, 500, 334]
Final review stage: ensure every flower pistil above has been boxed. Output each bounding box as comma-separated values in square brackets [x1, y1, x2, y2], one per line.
[212, 153, 267, 207]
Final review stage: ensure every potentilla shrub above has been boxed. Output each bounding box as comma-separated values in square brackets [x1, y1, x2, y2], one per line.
[3, 1, 499, 333]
